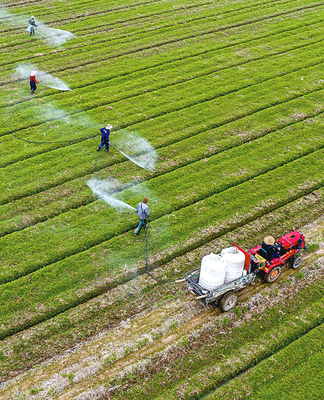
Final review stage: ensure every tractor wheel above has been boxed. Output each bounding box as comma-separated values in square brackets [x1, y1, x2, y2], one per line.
[292, 255, 303, 269]
[220, 292, 238, 312]
[265, 266, 281, 283]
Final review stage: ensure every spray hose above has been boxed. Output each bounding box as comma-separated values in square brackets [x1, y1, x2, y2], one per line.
[143, 222, 185, 284]
[8, 73, 182, 283]
[8, 94, 107, 179]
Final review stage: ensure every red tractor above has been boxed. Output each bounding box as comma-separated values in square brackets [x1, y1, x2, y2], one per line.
[186, 231, 307, 312]
[249, 230, 307, 283]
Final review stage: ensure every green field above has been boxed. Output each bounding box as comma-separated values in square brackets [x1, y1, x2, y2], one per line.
[1, 0, 324, 398]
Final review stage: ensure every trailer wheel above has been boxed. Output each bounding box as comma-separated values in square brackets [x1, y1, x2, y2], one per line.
[265, 266, 281, 283]
[220, 292, 238, 312]
[291, 255, 303, 269]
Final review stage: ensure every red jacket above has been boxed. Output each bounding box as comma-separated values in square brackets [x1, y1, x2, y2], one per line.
[30, 76, 38, 84]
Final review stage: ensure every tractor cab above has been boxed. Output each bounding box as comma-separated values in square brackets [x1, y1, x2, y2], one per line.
[249, 231, 306, 282]
[250, 235, 281, 263]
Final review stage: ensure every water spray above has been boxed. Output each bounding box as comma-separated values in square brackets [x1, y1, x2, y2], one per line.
[15, 63, 72, 91]
[9, 100, 101, 145]
[87, 178, 136, 213]
[36, 22, 75, 47]
[109, 142, 147, 168]
[110, 129, 158, 171]
[0, 7, 75, 47]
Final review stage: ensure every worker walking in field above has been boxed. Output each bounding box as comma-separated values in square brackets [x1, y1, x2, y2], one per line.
[30, 71, 38, 94]
[134, 197, 150, 236]
[27, 16, 37, 36]
[97, 124, 112, 152]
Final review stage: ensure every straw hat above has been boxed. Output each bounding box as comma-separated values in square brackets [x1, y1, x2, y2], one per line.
[106, 124, 112, 129]
[263, 236, 275, 246]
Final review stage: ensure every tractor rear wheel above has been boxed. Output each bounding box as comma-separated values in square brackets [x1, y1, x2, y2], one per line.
[292, 255, 303, 269]
[265, 266, 281, 283]
[220, 292, 238, 312]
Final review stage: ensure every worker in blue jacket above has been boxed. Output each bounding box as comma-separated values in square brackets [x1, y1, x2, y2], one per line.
[97, 124, 112, 152]
[134, 197, 150, 236]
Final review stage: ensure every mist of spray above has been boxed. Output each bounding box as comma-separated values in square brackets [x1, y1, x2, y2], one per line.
[112, 130, 157, 171]
[36, 22, 75, 47]
[10, 100, 101, 141]
[0, 7, 24, 24]
[42, 103, 101, 129]
[87, 178, 136, 212]
[15, 63, 71, 91]
[0, 7, 75, 47]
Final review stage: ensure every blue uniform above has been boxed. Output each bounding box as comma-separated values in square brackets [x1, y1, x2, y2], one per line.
[98, 127, 110, 151]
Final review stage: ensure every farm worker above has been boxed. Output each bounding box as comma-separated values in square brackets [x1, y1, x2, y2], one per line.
[30, 71, 38, 94]
[27, 16, 37, 36]
[261, 236, 279, 261]
[134, 197, 150, 236]
[97, 124, 112, 152]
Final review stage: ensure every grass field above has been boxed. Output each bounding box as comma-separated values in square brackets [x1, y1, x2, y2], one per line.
[1, 0, 324, 398]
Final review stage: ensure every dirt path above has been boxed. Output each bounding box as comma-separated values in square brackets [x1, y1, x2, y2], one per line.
[1, 216, 323, 399]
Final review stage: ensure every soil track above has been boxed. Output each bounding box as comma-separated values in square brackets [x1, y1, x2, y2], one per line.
[1, 1, 324, 398]
[1, 215, 323, 399]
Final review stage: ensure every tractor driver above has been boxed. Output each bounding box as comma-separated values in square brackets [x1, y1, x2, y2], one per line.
[260, 236, 281, 262]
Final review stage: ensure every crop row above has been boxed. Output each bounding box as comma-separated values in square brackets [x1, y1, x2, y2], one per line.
[0, 175, 324, 375]
[0, 0, 300, 52]
[6, 8, 320, 125]
[0, 185, 321, 388]
[3, 14, 324, 147]
[112, 279, 324, 399]
[0, 0, 223, 43]
[2, 86, 324, 239]
[2, 57, 324, 207]
[2, 2, 322, 132]
[4, 9, 319, 134]
[1, 147, 324, 339]
[0, 0, 265, 63]
[3, 115, 324, 282]
[4, 31, 324, 147]
[1, 0, 321, 83]
[3, 35, 324, 153]
[1, 0, 170, 33]
[4, 13, 316, 120]
[206, 324, 324, 399]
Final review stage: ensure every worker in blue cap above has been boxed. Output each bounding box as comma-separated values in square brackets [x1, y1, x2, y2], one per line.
[134, 197, 150, 236]
[97, 124, 112, 152]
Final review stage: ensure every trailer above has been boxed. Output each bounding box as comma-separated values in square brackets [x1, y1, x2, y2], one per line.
[186, 231, 307, 312]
